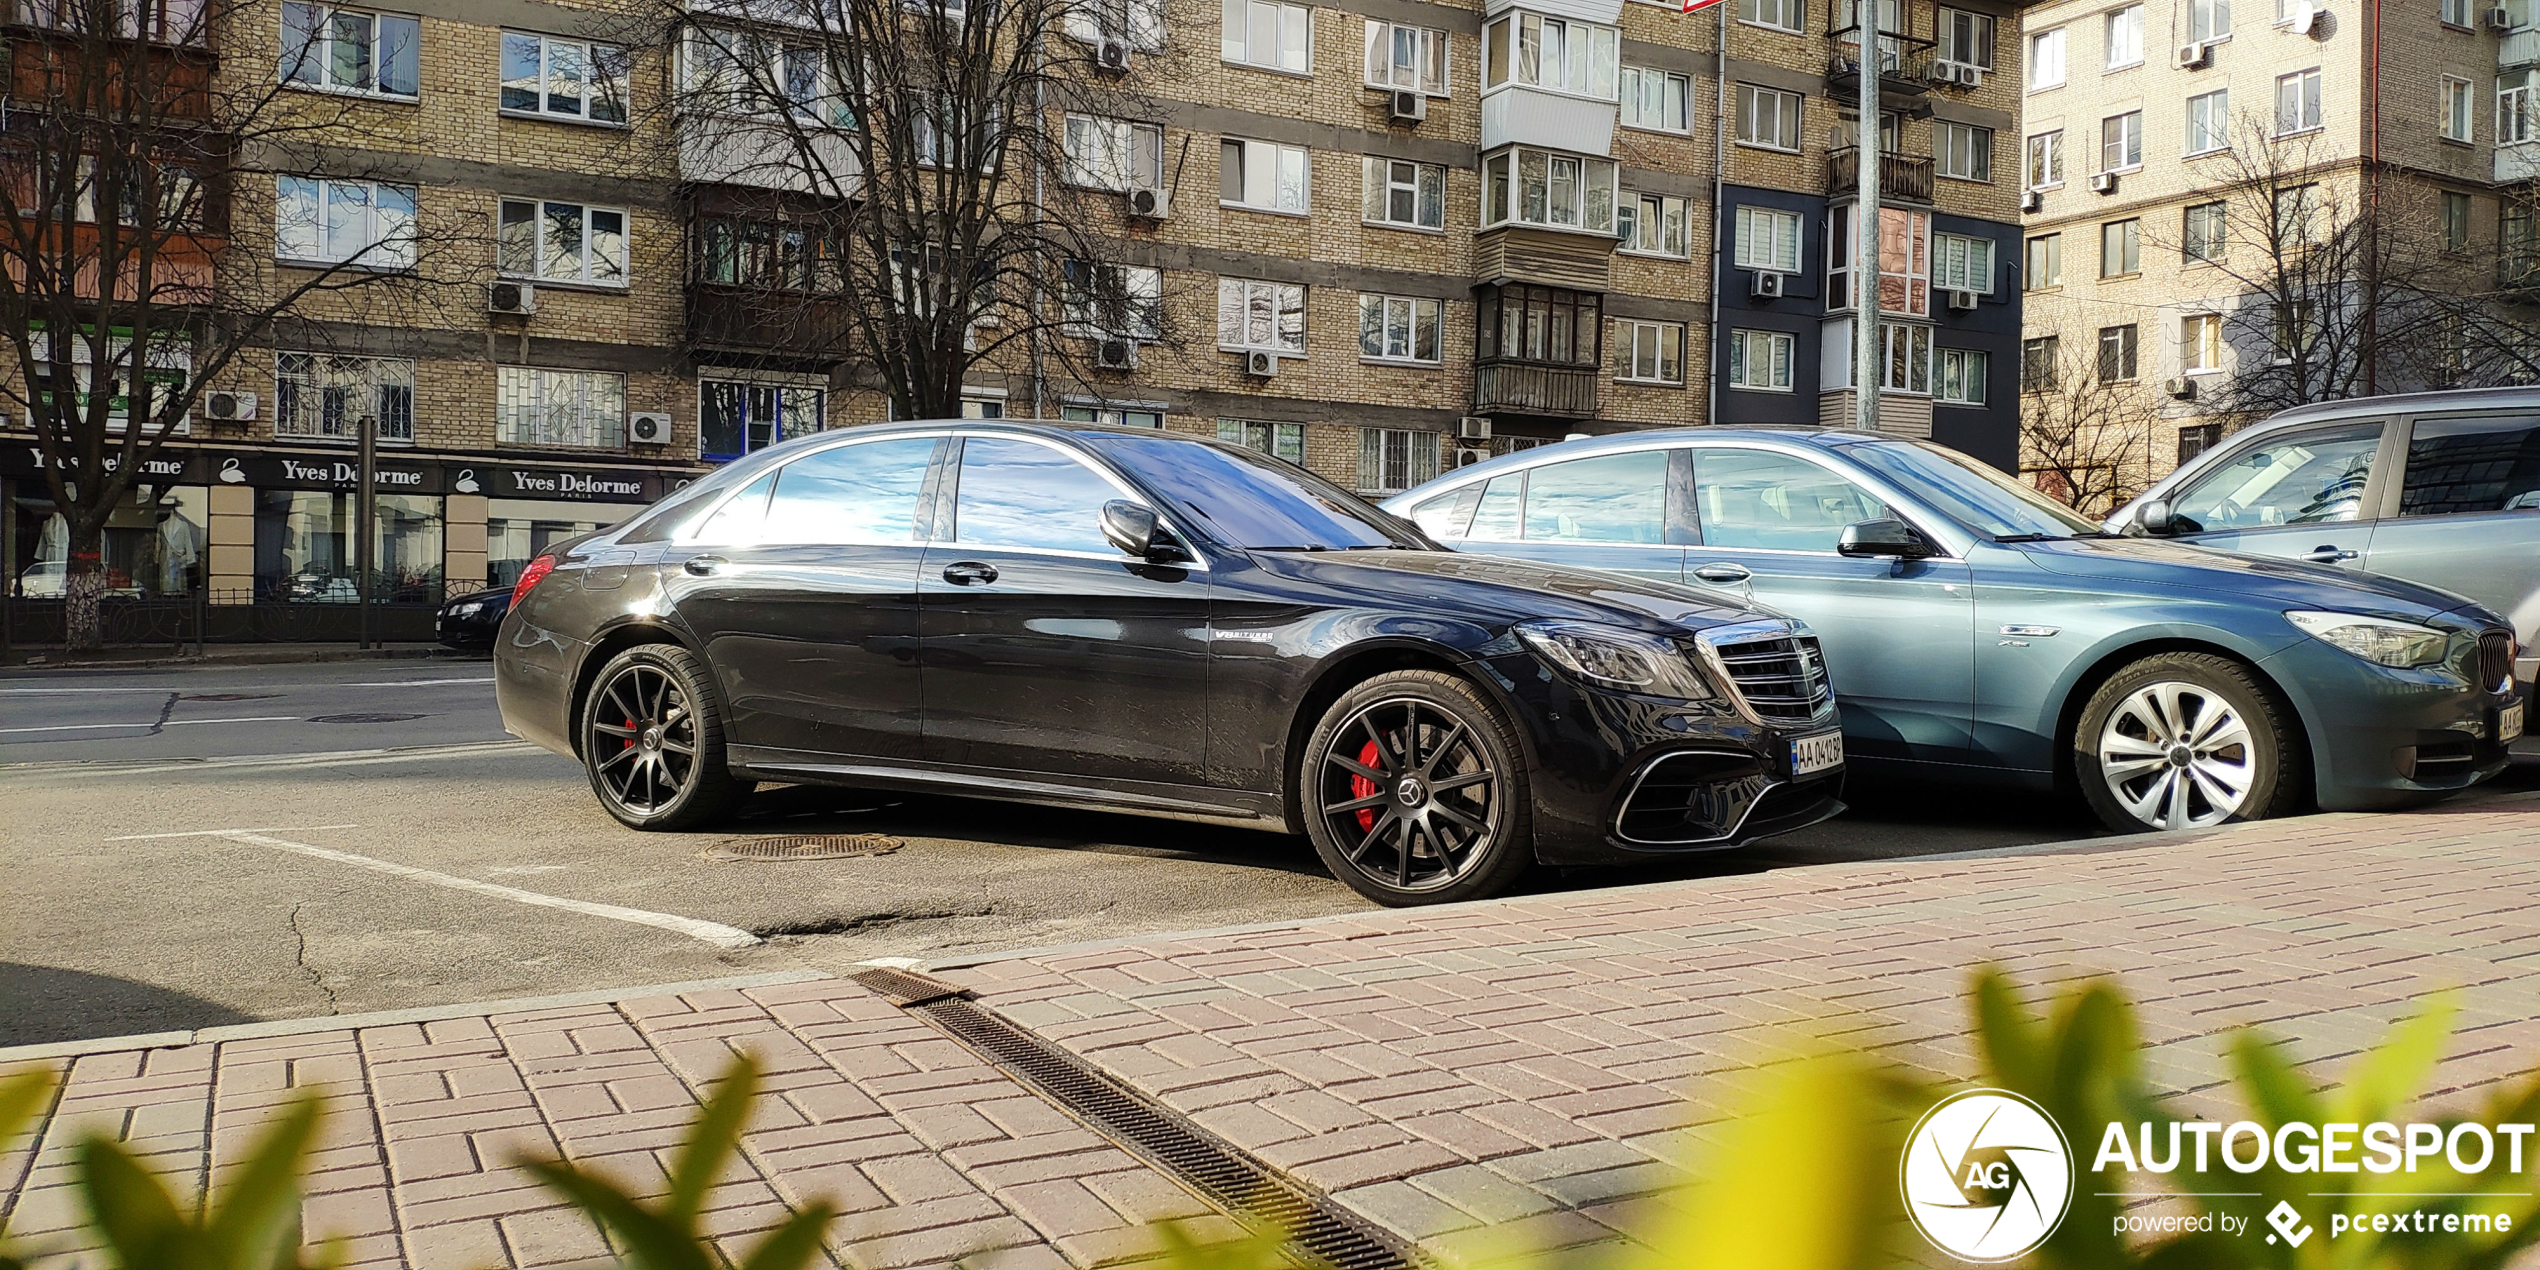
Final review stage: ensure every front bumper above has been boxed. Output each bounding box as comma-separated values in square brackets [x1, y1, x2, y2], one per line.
[2259, 623, 2519, 811]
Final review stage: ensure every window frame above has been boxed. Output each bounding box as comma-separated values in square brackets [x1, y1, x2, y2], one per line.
[2097, 323, 2140, 382]
[1614, 319, 1686, 385]
[1216, 277, 1308, 354]
[2104, 4, 2143, 68]
[2185, 88, 2230, 156]
[1063, 114, 1164, 192]
[1358, 294, 1445, 365]
[2187, 0, 2231, 42]
[497, 197, 630, 287]
[2100, 109, 2143, 173]
[2183, 200, 2227, 262]
[272, 352, 416, 444]
[1364, 18, 1450, 94]
[1063, 261, 1163, 341]
[2181, 312, 2224, 373]
[2442, 76, 2475, 143]
[2026, 130, 2064, 188]
[1480, 147, 1620, 235]
[2027, 27, 2065, 90]
[1936, 6, 1995, 67]
[1931, 231, 1994, 293]
[2025, 232, 2061, 289]
[1219, 418, 1308, 465]
[1357, 427, 1441, 495]
[1619, 191, 1693, 258]
[1727, 328, 1796, 391]
[499, 30, 630, 125]
[1480, 12, 1621, 100]
[280, 3, 419, 100]
[2022, 335, 2061, 391]
[2100, 217, 2140, 278]
[275, 175, 417, 270]
[1618, 64, 1693, 133]
[498, 366, 629, 451]
[1734, 205, 1802, 272]
[1221, 137, 1312, 215]
[1362, 155, 1448, 231]
[1734, 83, 1805, 151]
[2504, 70, 2539, 146]
[698, 379, 825, 462]
[1935, 347, 1988, 404]
[1222, 0, 1313, 74]
[2441, 190, 2473, 253]
[1935, 121, 1993, 182]
[2276, 67, 2325, 136]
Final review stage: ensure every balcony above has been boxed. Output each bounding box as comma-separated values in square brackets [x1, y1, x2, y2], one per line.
[1480, 85, 1617, 157]
[1827, 147, 1935, 205]
[1826, 27, 1937, 115]
[1474, 360, 1600, 418]
[2500, 256, 2540, 305]
[685, 285, 854, 361]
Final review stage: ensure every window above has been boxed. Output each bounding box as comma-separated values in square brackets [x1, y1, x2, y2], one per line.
[2509, 203, 2538, 276]
[2101, 110, 2143, 171]
[1615, 320, 1684, 384]
[1692, 449, 1890, 552]
[2186, 89, 2229, 154]
[1735, 85, 1804, 150]
[1359, 295, 1444, 363]
[1218, 419, 1306, 465]
[1063, 262, 1163, 340]
[2443, 0, 2474, 23]
[1517, 451, 1670, 543]
[2503, 71, 2537, 145]
[953, 438, 1121, 555]
[2104, 5, 2142, 67]
[1827, 204, 1931, 315]
[1620, 66, 1691, 132]
[281, 4, 419, 98]
[1364, 19, 1448, 92]
[1739, 0, 1801, 29]
[1358, 428, 1440, 494]
[1481, 148, 1619, 233]
[1932, 232, 1994, 292]
[1221, 139, 1310, 213]
[2178, 422, 2224, 464]
[2027, 130, 2064, 187]
[1937, 7, 1994, 66]
[1061, 404, 1165, 429]
[700, 382, 822, 460]
[2097, 324, 2138, 381]
[498, 199, 627, 285]
[1936, 122, 1992, 181]
[1478, 284, 1601, 365]
[1064, 116, 1163, 191]
[2274, 184, 2320, 245]
[2025, 233, 2061, 288]
[2188, 0, 2230, 41]
[1481, 13, 1619, 98]
[760, 438, 936, 546]
[2442, 191, 2472, 252]
[2443, 77, 2475, 142]
[1620, 193, 1692, 257]
[2022, 336, 2060, 390]
[500, 32, 628, 123]
[1362, 157, 1447, 230]
[2100, 218, 2139, 277]
[2271, 301, 2318, 361]
[1734, 206, 1802, 271]
[686, 29, 856, 126]
[695, 219, 843, 292]
[272, 354, 414, 442]
[2398, 417, 2540, 517]
[498, 367, 626, 449]
[2027, 28, 2065, 89]
[1728, 329, 1795, 390]
[1223, 0, 1311, 72]
[2170, 423, 2381, 529]
[1881, 323, 1932, 394]
[2183, 200, 2226, 261]
[912, 99, 1000, 171]
[1066, 0, 1167, 47]
[253, 490, 440, 601]
[1217, 278, 1306, 353]
[275, 177, 415, 269]
[2276, 68, 2324, 134]
[1936, 348, 1987, 404]
[2181, 313, 2223, 371]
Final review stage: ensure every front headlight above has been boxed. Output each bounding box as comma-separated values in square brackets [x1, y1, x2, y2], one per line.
[2285, 610, 2451, 668]
[1515, 620, 1715, 700]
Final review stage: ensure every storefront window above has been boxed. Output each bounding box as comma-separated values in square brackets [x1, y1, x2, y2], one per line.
[486, 497, 645, 588]
[253, 490, 444, 602]
[8, 485, 208, 599]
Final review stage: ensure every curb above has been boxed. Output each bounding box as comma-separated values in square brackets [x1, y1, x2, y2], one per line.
[3, 647, 480, 673]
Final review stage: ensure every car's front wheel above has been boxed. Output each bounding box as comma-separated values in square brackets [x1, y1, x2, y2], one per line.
[1300, 670, 1533, 906]
[2073, 652, 2303, 833]
[581, 644, 750, 831]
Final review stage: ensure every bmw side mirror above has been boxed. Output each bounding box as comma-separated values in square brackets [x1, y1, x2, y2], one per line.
[2138, 499, 2176, 535]
[1100, 500, 1157, 558]
[1836, 518, 1933, 560]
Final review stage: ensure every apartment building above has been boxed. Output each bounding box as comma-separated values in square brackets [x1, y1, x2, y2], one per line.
[2, 0, 2029, 629]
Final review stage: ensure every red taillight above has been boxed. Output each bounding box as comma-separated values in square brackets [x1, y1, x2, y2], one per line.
[511, 554, 557, 608]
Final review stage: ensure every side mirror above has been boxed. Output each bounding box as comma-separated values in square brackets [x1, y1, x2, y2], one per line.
[1100, 500, 1157, 558]
[1836, 518, 1934, 560]
[2137, 499, 2176, 535]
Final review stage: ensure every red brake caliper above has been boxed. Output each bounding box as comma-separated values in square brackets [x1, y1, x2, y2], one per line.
[1351, 740, 1383, 832]
[624, 716, 638, 757]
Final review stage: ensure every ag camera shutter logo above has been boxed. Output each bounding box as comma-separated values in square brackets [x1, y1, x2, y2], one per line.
[1902, 1089, 2075, 1262]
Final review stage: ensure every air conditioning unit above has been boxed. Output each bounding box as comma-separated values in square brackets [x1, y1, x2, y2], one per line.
[205, 390, 257, 422]
[2489, 5, 2514, 27]
[1389, 88, 1427, 122]
[1096, 337, 1139, 370]
[1961, 66, 1986, 88]
[1927, 60, 1961, 84]
[629, 411, 671, 444]
[1457, 415, 1492, 441]
[2166, 378, 2199, 400]
[1455, 446, 1491, 467]
[1126, 184, 1170, 220]
[2021, 189, 2043, 212]
[1244, 349, 1280, 378]
[2091, 171, 2120, 194]
[489, 280, 535, 315]
[1947, 289, 1979, 311]
[2174, 41, 2211, 67]
[1751, 270, 1786, 299]
[1096, 37, 1132, 71]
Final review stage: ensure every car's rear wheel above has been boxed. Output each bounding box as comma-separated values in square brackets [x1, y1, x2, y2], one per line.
[2074, 652, 2302, 833]
[1300, 670, 1532, 906]
[582, 644, 749, 831]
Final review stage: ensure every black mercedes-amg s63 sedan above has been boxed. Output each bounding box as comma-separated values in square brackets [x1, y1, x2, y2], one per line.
[493, 421, 1845, 905]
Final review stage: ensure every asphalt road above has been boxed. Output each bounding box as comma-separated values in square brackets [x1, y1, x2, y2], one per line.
[4, 659, 2530, 1046]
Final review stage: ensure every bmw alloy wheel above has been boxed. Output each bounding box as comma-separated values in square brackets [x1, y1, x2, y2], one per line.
[2093, 681, 2254, 830]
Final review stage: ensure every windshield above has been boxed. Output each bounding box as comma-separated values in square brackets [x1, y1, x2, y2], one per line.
[1090, 433, 1431, 551]
[1840, 440, 2102, 540]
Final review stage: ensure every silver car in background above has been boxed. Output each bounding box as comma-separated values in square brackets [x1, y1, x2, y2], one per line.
[2109, 389, 2539, 705]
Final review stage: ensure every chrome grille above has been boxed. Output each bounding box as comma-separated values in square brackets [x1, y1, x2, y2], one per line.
[1699, 623, 1835, 723]
[2480, 631, 2515, 692]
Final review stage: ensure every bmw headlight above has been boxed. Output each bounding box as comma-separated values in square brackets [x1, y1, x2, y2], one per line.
[2285, 610, 2450, 668]
[1515, 620, 1715, 700]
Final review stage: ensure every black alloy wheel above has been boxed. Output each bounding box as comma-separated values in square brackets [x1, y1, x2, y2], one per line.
[1301, 670, 1532, 905]
[581, 644, 749, 831]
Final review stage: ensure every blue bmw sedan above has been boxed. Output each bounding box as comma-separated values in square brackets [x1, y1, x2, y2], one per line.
[1386, 428, 2519, 834]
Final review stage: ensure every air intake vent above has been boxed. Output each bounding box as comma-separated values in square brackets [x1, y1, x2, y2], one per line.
[2479, 630, 2514, 692]
[1698, 623, 1835, 724]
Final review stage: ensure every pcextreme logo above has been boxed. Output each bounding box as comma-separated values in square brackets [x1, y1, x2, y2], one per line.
[1902, 1089, 2076, 1263]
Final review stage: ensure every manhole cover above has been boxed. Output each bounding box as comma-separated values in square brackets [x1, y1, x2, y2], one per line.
[180, 692, 280, 702]
[703, 834, 904, 862]
[306, 712, 426, 724]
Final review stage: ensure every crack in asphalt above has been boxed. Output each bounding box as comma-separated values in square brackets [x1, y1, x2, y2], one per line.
[288, 903, 341, 1015]
[751, 904, 999, 939]
[148, 692, 178, 735]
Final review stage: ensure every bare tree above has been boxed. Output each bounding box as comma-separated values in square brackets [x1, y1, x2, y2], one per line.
[2016, 327, 2156, 517]
[0, 0, 472, 648]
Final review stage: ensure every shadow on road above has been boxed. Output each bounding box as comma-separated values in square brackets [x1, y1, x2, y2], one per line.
[1, 963, 253, 1046]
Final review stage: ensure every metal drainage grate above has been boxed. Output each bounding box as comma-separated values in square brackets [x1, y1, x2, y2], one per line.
[703, 834, 904, 863]
[307, 712, 425, 723]
[850, 969, 1421, 1270]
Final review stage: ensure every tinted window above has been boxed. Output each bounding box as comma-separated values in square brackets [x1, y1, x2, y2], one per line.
[1693, 449, 1890, 551]
[687, 472, 776, 544]
[1088, 434, 1416, 550]
[761, 439, 937, 545]
[953, 438, 1118, 553]
[2398, 416, 2540, 517]
[1468, 474, 1523, 541]
[1521, 450, 1668, 543]
[1837, 439, 2098, 539]
[2171, 423, 2380, 531]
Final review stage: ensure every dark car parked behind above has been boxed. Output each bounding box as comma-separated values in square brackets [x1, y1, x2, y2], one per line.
[436, 586, 513, 649]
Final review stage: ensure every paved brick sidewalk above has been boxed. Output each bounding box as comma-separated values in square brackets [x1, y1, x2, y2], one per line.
[4, 796, 2535, 1269]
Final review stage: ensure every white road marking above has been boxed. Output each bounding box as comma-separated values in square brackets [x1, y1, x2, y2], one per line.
[0, 687, 177, 695]
[0, 715, 301, 734]
[3, 740, 541, 777]
[336, 678, 496, 687]
[129, 827, 761, 950]
[109, 825, 363, 840]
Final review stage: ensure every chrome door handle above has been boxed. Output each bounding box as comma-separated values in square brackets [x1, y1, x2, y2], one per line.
[941, 561, 999, 586]
[682, 555, 727, 576]
[1691, 562, 1753, 585]
[2303, 546, 2360, 563]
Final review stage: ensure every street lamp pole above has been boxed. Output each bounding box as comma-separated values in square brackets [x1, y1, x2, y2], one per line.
[1854, 0, 1881, 438]
[357, 413, 375, 651]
